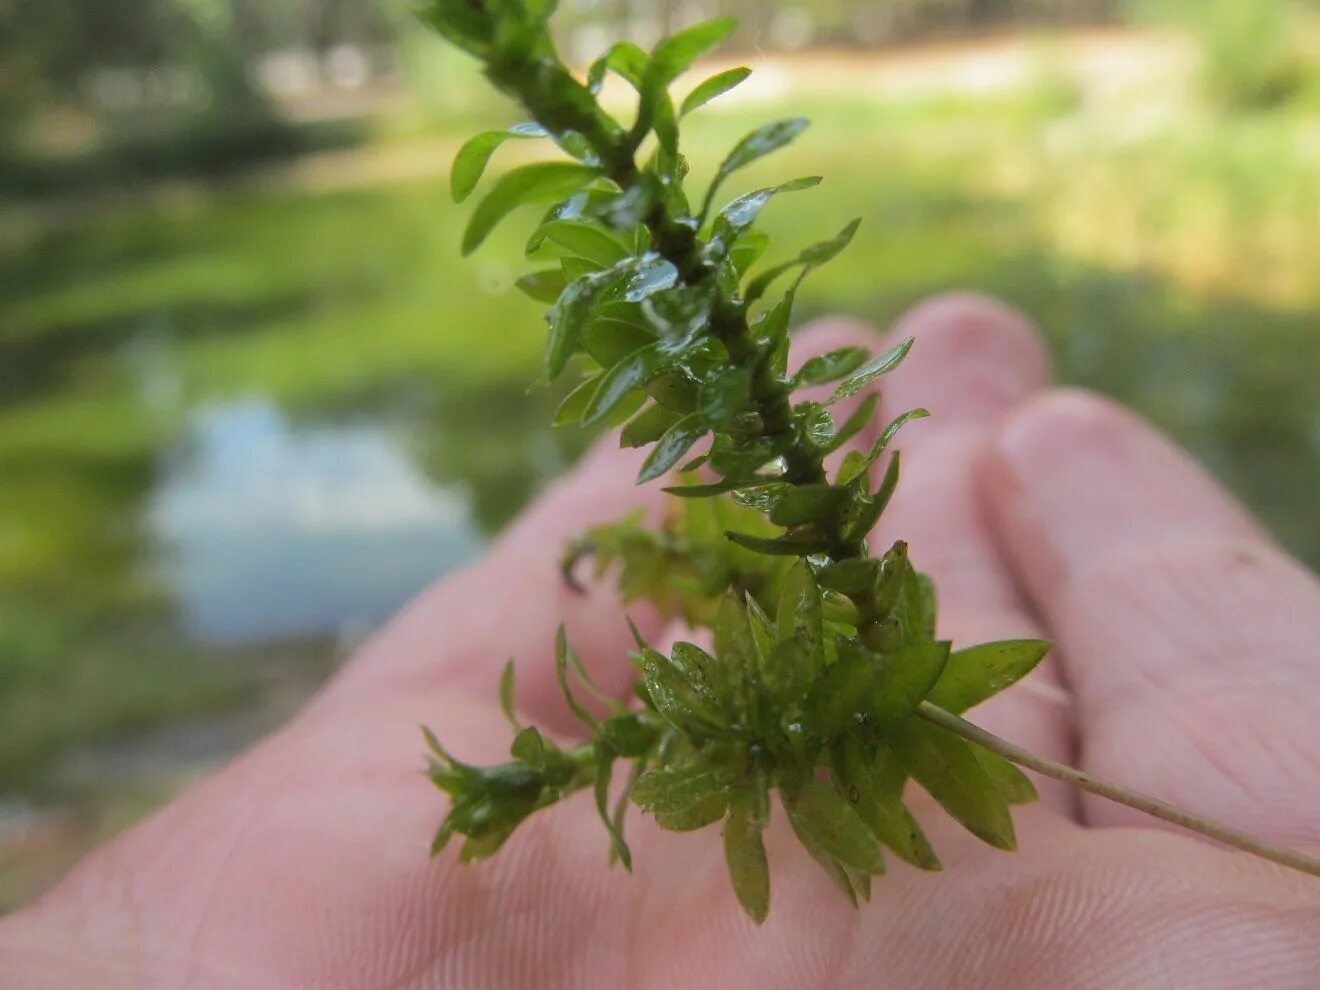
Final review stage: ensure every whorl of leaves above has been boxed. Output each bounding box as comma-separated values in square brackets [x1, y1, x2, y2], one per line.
[417, 0, 1050, 924]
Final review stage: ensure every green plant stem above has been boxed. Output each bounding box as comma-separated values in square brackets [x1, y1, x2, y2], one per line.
[916, 701, 1320, 879]
[487, 52, 832, 491]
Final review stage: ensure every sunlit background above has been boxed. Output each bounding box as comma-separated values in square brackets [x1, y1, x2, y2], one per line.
[2, 0, 1318, 910]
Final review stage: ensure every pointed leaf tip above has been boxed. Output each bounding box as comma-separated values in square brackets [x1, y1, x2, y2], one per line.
[724, 794, 770, 923]
[462, 162, 600, 256]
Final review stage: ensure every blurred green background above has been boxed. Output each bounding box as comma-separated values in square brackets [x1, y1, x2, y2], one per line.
[2, 0, 1318, 910]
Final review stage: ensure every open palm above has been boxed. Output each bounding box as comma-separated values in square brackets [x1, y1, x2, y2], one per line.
[4, 295, 1318, 989]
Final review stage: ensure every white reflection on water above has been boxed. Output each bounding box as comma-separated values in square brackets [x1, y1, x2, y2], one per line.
[150, 399, 482, 644]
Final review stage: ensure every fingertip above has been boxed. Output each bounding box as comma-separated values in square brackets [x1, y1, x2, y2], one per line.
[792, 315, 882, 359]
[986, 387, 1264, 610]
[995, 387, 1133, 466]
[886, 292, 1052, 427]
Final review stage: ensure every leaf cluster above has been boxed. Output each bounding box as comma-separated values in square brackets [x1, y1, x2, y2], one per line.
[414, 1, 1054, 924]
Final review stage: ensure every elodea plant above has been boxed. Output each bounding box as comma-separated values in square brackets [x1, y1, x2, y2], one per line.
[416, 1, 1320, 923]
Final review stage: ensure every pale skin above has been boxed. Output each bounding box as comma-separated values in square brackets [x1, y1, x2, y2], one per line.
[3, 294, 1318, 988]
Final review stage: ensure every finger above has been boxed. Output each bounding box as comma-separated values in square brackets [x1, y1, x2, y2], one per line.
[876, 293, 1052, 620]
[324, 440, 668, 735]
[987, 389, 1320, 846]
[865, 295, 1074, 798]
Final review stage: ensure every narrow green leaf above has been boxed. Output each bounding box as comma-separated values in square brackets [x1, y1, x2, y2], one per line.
[870, 540, 907, 609]
[651, 89, 680, 155]
[802, 219, 862, 265]
[598, 717, 649, 760]
[625, 258, 680, 302]
[777, 559, 824, 671]
[432, 823, 459, 860]
[668, 641, 722, 706]
[457, 832, 508, 863]
[650, 17, 738, 84]
[697, 365, 752, 427]
[896, 561, 937, 644]
[829, 337, 915, 403]
[715, 117, 810, 180]
[974, 746, 1039, 805]
[831, 736, 941, 870]
[545, 268, 626, 380]
[825, 393, 880, 455]
[626, 616, 650, 653]
[538, 219, 631, 267]
[795, 402, 835, 450]
[510, 725, 545, 768]
[926, 640, 1051, 714]
[780, 793, 857, 905]
[631, 762, 735, 813]
[724, 791, 771, 924]
[415, 1, 494, 57]
[498, 658, 518, 730]
[515, 268, 567, 304]
[768, 483, 850, 527]
[526, 188, 617, 252]
[552, 373, 602, 427]
[840, 451, 901, 541]
[709, 176, 822, 254]
[611, 755, 647, 864]
[714, 593, 761, 726]
[638, 648, 724, 731]
[620, 402, 682, 448]
[713, 593, 754, 674]
[661, 478, 742, 498]
[702, 117, 810, 220]
[725, 530, 832, 557]
[421, 724, 466, 768]
[870, 641, 952, 722]
[524, 0, 560, 25]
[581, 307, 655, 368]
[555, 626, 599, 731]
[816, 558, 881, 594]
[889, 716, 1017, 851]
[753, 289, 796, 363]
[836, 409, 928, 485]
[646, 370, 699, 412]
[656, 791, 727, 831]
[681, 66, 752, 116]
[730, 231, 770, 275]
[842, 865, 872, 903]
[808, 642, 879, 738]
[561, 255, 605, 280]
[463, 162, 601, 255]
[582, 341, 670, 425]
[637, 413, 706, 483]
[588, 41, 648, 92]
[785, 778, 886, 874]
[743, 593, 775, 668]
[744, 217, 861, 303]
[729, 482, 787, 513]
[450, 124, 546, 203]
[790, 346, 869, 389]
[594, 749, 632, 870]
[708, 436, 776, 478]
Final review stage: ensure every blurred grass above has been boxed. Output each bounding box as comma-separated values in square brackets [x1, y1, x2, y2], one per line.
[2, 50, 1319, 906]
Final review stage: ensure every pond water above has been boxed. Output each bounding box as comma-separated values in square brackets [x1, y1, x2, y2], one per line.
[151, 399, 482, 644]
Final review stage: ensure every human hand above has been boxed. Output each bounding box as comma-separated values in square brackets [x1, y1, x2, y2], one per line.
[3, 295, 1317, 988]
